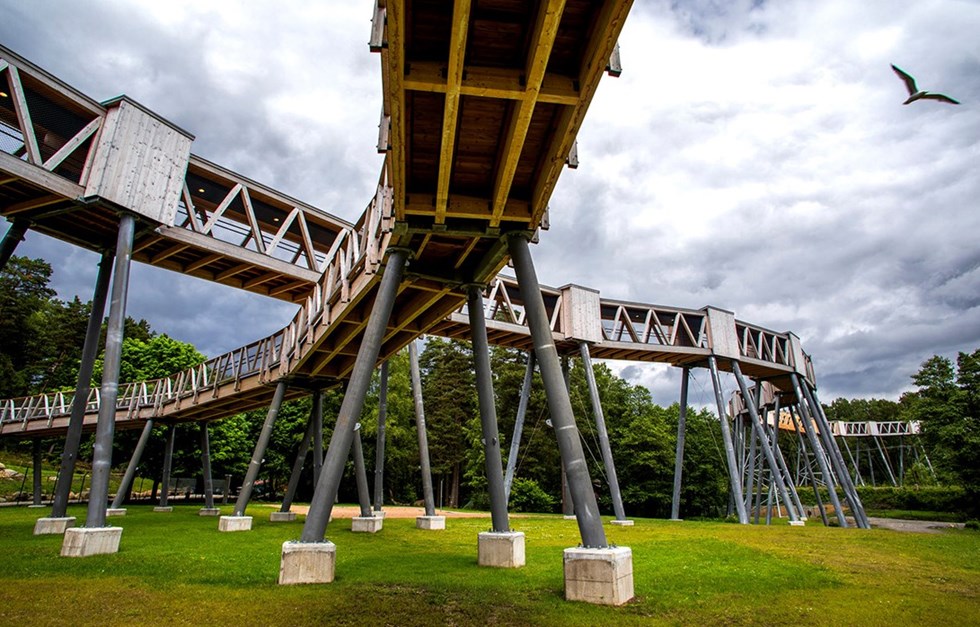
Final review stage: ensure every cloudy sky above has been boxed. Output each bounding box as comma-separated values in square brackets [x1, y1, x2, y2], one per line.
[2, 0, 978, 407]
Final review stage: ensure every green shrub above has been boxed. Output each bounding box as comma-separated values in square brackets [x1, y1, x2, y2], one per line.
[508, 478, 557, 513]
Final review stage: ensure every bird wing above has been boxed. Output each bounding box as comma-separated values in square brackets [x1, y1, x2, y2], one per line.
[920, 93, 961, 105]
[891, 64, 918, 95]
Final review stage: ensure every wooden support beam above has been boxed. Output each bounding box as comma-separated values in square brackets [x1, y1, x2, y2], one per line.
[150, 243, 190, 264]
[215, 263, 252, 282]
[182, 252, 224, 274]
[7, 66, 42, 166]
[2, 194, 65, 216]
[434, 0, 472, 224]
[42, 117, 102, 173]
[0, 151, 85, 201]
[383, 0, 407, 220]
[403, 62, 579, 106]
[240, 187, 266, 254]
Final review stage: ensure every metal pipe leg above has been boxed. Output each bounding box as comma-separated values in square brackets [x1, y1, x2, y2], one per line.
[579, 342, 627, 522]
[670, 367, 690, 520]
[110, 419, 154, 509]
[0, 219, 28, 271]
[507, 234, 606, 548]
[201, 422, 215, 509]
[707, 357, 748, 524]
[281, 408, 316, 513]
[745, 421, 758, 517]
[373, 363, 388, 512]
[300, 248, 408, 542]
[85, 213, 135, 528]
[409, 340, 437, 517]
[32, 439, 42, 506]
[790, 376, 847, 527]
[468, 284, 510, 532]
[233, 380, 288, 516]
[158, 425, 177, 508]
[504, 351, 534, 501]
[312, 389, 323, 490]
[352, 425, 373, 518]
[789, 408, 829, 526]
[51, 250, 113, 518]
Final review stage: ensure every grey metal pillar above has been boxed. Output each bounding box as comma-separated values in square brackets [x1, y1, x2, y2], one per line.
[707, 357, 749, 524]
[504, 351, 534, 501]
[873, 436, 898, 486]
[0, 219, 28, 271]
[233, 380, 288, 516]
[300, 248, 408, 542]
[770, 395, 806, 520]
[312, 389, 323, 490]
[560, 356, 575, 518]
[352, 425, 373, 518]
[110, 419, 154, 509]
[85, 213, 135, 529]
[32, 439, 43, 506]
[507, 234, 607, 548]
[409, 340, 437, 517]
[51, 250, 113, 518]
[468, 284, 510, 533]
[670, 367, 690, 520]
[789, 375, 847, 527]
[579, 342, 627, 522]
[731, 362, 799, 522]
[158, 425, 177, 508]
[744, 419, 757, 516]
[281, 413, 315, 513]
[373, 363, 388, 512]
[789, 408, 829, 526]
[200, 422, 215, 509]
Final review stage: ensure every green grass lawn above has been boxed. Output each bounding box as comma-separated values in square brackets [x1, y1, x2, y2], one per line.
[0, 504, 978, 626]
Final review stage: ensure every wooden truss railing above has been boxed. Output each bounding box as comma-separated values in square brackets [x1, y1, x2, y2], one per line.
[829, 421, 921, 437]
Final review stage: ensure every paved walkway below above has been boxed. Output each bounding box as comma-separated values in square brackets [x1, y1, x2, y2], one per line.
[868, 517, 965, 533]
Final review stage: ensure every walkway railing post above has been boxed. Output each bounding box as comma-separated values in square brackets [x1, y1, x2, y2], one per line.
[670, 367, 690, 520]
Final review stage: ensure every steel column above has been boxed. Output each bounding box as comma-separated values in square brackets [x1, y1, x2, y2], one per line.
[352, 425, 373, 518]
[789, 408, 829, 526]
[200, 422, 215, 509]
[670, 367, 690, 520]
[0, 219, 28, 271]
[507, 234, 606, 548]
[744, 419, 758, 516]
[51, 250, 113, 518]
[312, 389, 323, 490]
[233, 380, 288, 516]
[300, 248, 408, 542]
[504, 351, 534, 501]
[789, 375, 847, 526]
[373, 363, 388, 512]
[468, 284, 510, 532]
[281, 406, 316, 513]
[110, 419, 154, 509]
[579, 342, 627, 522]
[32, 439, 42, 506]
[158, 425, 177, 508]
[409, 340, 437, 517]
[707, 356, 749, 524]
[85, 213, 135, 528]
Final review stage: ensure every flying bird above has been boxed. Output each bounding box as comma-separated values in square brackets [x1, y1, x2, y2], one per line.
[891, 64, 960, 105]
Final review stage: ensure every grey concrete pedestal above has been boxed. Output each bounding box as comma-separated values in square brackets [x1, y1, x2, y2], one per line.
[106, 508, 127, 517]
[478, 531, 525, 568]
[34, 516, 75, 535]
[610, 519, 634, 527]
[789, 520, 806, 526]
[218, 515, 252, 531]
[153, 506, 173, 513]
[270, 511, 297, 522]
[416, 515, 446, 530]
[352, 516, 383, 533]
[563, 546, 634, 606]
[61, 527, 123, 557]
[198, 508, 221, 516]
[279, 541, 336, 584]
[372, 509, 386, 519]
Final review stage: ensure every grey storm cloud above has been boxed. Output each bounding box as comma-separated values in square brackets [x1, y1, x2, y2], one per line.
[2, 0, 979, 406]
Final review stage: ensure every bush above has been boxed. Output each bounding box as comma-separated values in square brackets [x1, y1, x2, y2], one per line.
[508, 478, 557, 513]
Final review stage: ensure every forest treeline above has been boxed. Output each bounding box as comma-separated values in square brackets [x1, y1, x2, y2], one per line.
[1, 255, 977, 516]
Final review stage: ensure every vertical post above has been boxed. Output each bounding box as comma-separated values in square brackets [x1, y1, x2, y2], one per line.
[468, 284, 510, 533]
[731, 362, 799, 523]
[579, 342, 629, 524]
[507, 234, 606, 548]
[789, 408, 829, 526]
[32, 439, 43, 506]
[299, 248, 408, 542]
[280, 403, 316, 513]
[352, 425, 373, 518]
[744, 419, 757, 517]
[84, 212, 136, 529]
[110, 419, 154, 510]
[873, 436, 898, 486]
[707, 357, 748, 524]
[670, 367, 690, 520]
[504, 351, 534, 501]
[0, 219, 29, 271]
[409, 340, 437, 517]
[560, 356, 575, 518]
[373, 363, 388, 512]
[312, 389, 324, 490]
[51, 250, 114, 519]
[157, 425, 177, 509]
[200, 422, 216, 510]
[233, 380, 288, 516]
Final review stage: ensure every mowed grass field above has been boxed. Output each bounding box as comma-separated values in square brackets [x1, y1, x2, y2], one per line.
[0, 504, 977, 626]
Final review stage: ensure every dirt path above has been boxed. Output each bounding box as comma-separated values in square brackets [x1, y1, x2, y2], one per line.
[868, 517, 965, 533]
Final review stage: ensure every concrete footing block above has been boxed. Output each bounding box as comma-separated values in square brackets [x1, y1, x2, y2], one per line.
[34, 516, 75, 535]
[563, 546, 634, 606]
[218, 515, 253, 532]
[563, 515, 577, 520]
[106, 508, 127, 517]
[153, 506, 173, 513]
[610, 519, 634, 527]
[28, 504, 46, 508]
[478, 531, 525, 568]
[789, 520, 806, 527]
[668, 518, 683, 522]
[416, 515, 446, 530]
[270, 511, 297, 522]
[198, 508, 221, 516]
[61, 526, 123, 557]
[279, 541, 336, 585]
[372, 509, 386, 519]
[352, 516, 383, 533]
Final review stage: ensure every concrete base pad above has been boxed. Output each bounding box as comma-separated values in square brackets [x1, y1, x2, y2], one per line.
[416, 515, 446, 530]
[218, 515, 253, 532]
[372, 509, 386, 519]
[61, 526, 123, 557]
[106, 508, 127, 517]
[352, 516, 383, 533]
[28, 504, 46, 508]
[668, 518, 683, 522]
[34, 516, 75, 535]
[478, 531, 525, 568]
[789, 520, 806, 527]
[279, 541, 336, 584]
[563, 546, 634, 606]
[270, 511, 297, 522]
[563, 515, 577, 520]
[610, 519, 635, 527]
[153, 506, 173, 513]
[199, 508, 221, 516]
